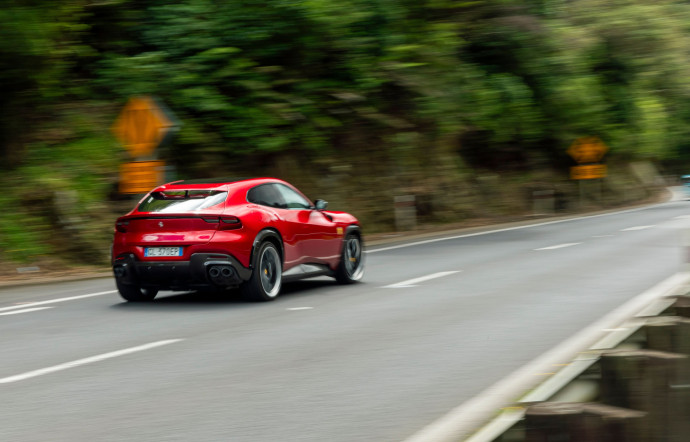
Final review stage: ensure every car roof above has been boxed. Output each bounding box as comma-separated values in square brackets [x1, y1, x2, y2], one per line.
[168, 177, 249, 185]
[152, 177, 289, 192]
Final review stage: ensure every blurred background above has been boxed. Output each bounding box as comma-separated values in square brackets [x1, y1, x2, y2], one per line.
[0, 0, 687, 272]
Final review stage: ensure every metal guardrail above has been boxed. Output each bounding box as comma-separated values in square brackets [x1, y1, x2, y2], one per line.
[465, 284, 687, 442]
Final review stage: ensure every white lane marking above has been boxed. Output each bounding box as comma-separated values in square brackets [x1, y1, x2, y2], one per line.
[383, 271, 460, 288]
[621, 225, 655, 231]
[366, 205, 655, 254]
[287, 307, 314, 311]
[0, 307, 53, 316]
[534, 243, 581, 251]
[403, 271, 690, 442]
[0, 339, 182, 384]
[0, 290, 116, 313]
[592, 235, 614, 238]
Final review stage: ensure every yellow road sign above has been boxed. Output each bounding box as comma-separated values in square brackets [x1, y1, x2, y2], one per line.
[571, 164, 607, 180]
[567, 137, 608, 164]
[112, 96, 175, 158]
[119, 160, 165, 194]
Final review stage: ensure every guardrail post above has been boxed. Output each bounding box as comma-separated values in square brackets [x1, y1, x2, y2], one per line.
[672, 296, 690, 319]
[524, 402, 645, 442]
[600, 349, 688, 442]
[645, 316, 690, 377]
[643, 317, 690, 438]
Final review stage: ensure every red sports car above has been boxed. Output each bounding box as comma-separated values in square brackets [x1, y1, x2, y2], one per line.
[112, 178, 364, 302]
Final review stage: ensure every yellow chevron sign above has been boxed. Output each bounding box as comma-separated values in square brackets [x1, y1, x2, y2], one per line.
[567, 137, 608, 164]
[112, 96, 175, 158]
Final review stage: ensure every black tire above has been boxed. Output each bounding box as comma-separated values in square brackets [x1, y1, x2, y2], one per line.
[116, 280, 158, 302]
[240, 241, 282, 302]
[335, 232, 364, 284]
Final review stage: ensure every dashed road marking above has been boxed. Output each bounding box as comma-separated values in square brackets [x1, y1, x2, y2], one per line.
[621, 225, 655, 231]
[383, 271, 460, 288]
[0, 290, 116, 313]
[534, 243, 581, 251]
[0, 339, 182, 384]
[0, 307, 53, 316]
[287, 307, 314, 311]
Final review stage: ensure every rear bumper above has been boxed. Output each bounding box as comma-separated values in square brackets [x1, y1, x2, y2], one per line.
[112, 253, 252, 290]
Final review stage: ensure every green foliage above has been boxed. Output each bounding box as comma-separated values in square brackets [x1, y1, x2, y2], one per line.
[0, 193, 53, 263]
[0, 104, 121, 263]
[4, 0, 690, 165]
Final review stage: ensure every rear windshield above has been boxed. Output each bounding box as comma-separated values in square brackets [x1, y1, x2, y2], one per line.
[137, 190, 227, 213]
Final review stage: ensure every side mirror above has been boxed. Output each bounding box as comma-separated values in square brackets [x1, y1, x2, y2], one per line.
[314, 199, 328, 210]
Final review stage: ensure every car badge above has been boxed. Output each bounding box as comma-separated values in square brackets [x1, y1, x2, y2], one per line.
[159, 221, 164, 227]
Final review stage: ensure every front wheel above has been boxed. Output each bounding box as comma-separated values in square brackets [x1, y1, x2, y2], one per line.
[335, 232, 364, 284]
[116, 280, 158, 302]
[240, 241, 283, 302]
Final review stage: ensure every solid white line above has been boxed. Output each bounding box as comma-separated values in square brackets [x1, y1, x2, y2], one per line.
[534, 243, 581, 251]
[0, 290, 116, 313]
[366, 205, 654, 254]
[621, 225, 655, 231]
[287, 307, 314, 311]
[402, 271, 690, 442]
[0, 307, 53, 316]
[0, 339, 182, 384]
[383, 271, 460, 288]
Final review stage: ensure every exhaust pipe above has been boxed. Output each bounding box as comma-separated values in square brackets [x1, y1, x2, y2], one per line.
[207, 265, 237, 286]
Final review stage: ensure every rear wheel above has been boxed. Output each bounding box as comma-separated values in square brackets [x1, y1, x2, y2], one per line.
[116, 280, 158, 302]
[240, 241, 282, 302]
[335, 232, 364, 284]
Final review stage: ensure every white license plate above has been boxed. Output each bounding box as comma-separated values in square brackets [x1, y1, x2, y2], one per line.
[145, 247, 182, 257]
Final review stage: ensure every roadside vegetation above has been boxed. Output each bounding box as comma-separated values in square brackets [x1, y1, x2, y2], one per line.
[0, 0, 685, 270]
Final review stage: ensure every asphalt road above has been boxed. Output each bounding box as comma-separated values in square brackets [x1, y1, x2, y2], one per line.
[1, 190, 689, 442]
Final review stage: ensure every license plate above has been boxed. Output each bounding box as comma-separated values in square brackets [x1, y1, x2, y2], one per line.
[145, 247, 183, 257]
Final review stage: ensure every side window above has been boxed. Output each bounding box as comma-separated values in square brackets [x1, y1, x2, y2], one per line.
[275, 184, 312, 209]
[247, 184, 286, 208]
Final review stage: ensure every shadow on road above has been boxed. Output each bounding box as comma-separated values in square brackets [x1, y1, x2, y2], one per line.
[109, 278, 340, 310]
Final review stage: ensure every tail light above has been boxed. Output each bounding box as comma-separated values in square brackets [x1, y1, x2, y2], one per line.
[220, 215, 242, 230]
[202, 215, 242, 230]
[115, 220, 129, 233]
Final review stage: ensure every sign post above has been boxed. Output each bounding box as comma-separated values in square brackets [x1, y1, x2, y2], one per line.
[567, 136, 608, 206]
[112, 96, 178, 194]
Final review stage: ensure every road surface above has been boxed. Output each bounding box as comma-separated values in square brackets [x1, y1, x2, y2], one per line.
[1, 190, 689, 441]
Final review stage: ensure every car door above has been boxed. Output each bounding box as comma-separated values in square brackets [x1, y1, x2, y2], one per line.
[273, 184, 340, 264]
